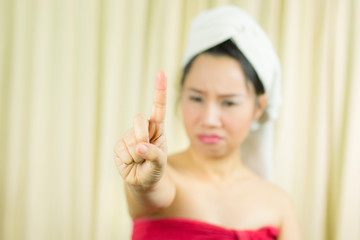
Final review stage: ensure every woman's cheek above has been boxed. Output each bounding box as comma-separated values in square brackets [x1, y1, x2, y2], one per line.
[225, 112, 253, 141]
[182, 102, 199, 128]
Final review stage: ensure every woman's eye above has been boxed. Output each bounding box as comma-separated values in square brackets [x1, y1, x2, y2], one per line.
[189, 96, 203, 102]
[222, 100, 237, 107]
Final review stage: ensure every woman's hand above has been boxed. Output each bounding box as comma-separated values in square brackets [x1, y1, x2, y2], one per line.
[114, 71, 168, 188]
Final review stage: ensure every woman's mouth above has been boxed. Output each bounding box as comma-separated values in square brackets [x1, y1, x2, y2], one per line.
[198, 134, 222, 144]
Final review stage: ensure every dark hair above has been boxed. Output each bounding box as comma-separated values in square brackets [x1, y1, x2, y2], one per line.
[180, 39, 265, 96]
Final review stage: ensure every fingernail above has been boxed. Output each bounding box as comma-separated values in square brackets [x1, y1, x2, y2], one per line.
[138, 144, 148, 154]
[156, 71, 162, 79]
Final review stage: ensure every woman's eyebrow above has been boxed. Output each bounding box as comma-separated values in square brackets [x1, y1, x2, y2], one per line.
[186, 88, 244, 98]
[218, 93, 244, 98]
[186, 88, 204, 94]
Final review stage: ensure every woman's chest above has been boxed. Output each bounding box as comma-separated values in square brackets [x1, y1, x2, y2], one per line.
[154, 179, 282, 229]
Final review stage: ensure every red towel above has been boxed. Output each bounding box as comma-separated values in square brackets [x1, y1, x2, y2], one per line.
[132, 218, 279, 240]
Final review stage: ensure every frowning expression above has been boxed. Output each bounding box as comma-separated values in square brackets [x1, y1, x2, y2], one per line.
[181, 54, 265, 158]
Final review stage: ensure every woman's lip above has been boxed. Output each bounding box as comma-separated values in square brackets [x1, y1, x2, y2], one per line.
[198, 134, 222, 144]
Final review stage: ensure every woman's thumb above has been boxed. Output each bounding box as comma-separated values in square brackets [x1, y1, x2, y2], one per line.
[136, 143, 165, 166]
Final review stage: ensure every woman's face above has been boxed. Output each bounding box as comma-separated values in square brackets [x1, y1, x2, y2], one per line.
[181, 53, 266, 158]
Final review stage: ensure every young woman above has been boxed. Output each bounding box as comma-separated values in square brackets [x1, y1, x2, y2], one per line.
[114, 6, 301, 240]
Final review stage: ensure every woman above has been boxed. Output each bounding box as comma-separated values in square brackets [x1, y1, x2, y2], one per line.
[114, 6, 301, 240]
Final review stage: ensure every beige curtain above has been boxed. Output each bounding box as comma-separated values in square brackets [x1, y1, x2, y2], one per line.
[0, 0, 359, 239]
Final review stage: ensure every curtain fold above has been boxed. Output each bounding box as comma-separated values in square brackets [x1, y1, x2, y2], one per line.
[0, 0, 358, 239]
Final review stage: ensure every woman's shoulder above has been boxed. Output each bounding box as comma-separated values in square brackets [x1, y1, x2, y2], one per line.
[167, 151, 185, 164]
[248, 174, 294, 205]
[248, 175, 298, 222]
[167, 151, 190, 173]
[253, 178, 301, 237]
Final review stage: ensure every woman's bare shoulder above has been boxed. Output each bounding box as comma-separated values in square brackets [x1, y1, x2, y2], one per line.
[167, 151, 189, 172]
[251, 176, 295, 205]
[238, 173, 295, 217]
[252, 177, 301, 237]
[168, 151, 185, 162]
[262, 182, 302, 238]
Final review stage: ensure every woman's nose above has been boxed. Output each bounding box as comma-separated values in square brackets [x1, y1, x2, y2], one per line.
[202, 103, 222, 128]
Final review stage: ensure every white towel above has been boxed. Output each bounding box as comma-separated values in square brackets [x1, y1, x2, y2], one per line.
[182, 5, 282, 181]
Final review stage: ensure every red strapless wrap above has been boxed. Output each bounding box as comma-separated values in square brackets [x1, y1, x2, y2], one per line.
[132, 218, 279, 240]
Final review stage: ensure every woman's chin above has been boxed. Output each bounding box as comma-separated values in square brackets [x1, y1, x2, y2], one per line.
[192, 144, 234, 159]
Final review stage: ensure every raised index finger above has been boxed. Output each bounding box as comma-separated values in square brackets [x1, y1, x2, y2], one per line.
[150, 71, 167, 123]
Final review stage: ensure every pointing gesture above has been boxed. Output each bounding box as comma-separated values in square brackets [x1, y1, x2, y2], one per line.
[114, 71, 168, 187]
[151, 71, 167, 123]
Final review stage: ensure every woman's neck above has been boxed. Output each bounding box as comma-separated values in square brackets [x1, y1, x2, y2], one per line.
[185, 147, 249, 184]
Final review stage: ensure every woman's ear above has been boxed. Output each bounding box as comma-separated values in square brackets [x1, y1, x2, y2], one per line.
[253, 94, 267, 121]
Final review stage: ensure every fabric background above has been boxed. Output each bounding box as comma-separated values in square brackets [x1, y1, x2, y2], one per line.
[0, 0, 359, 239]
